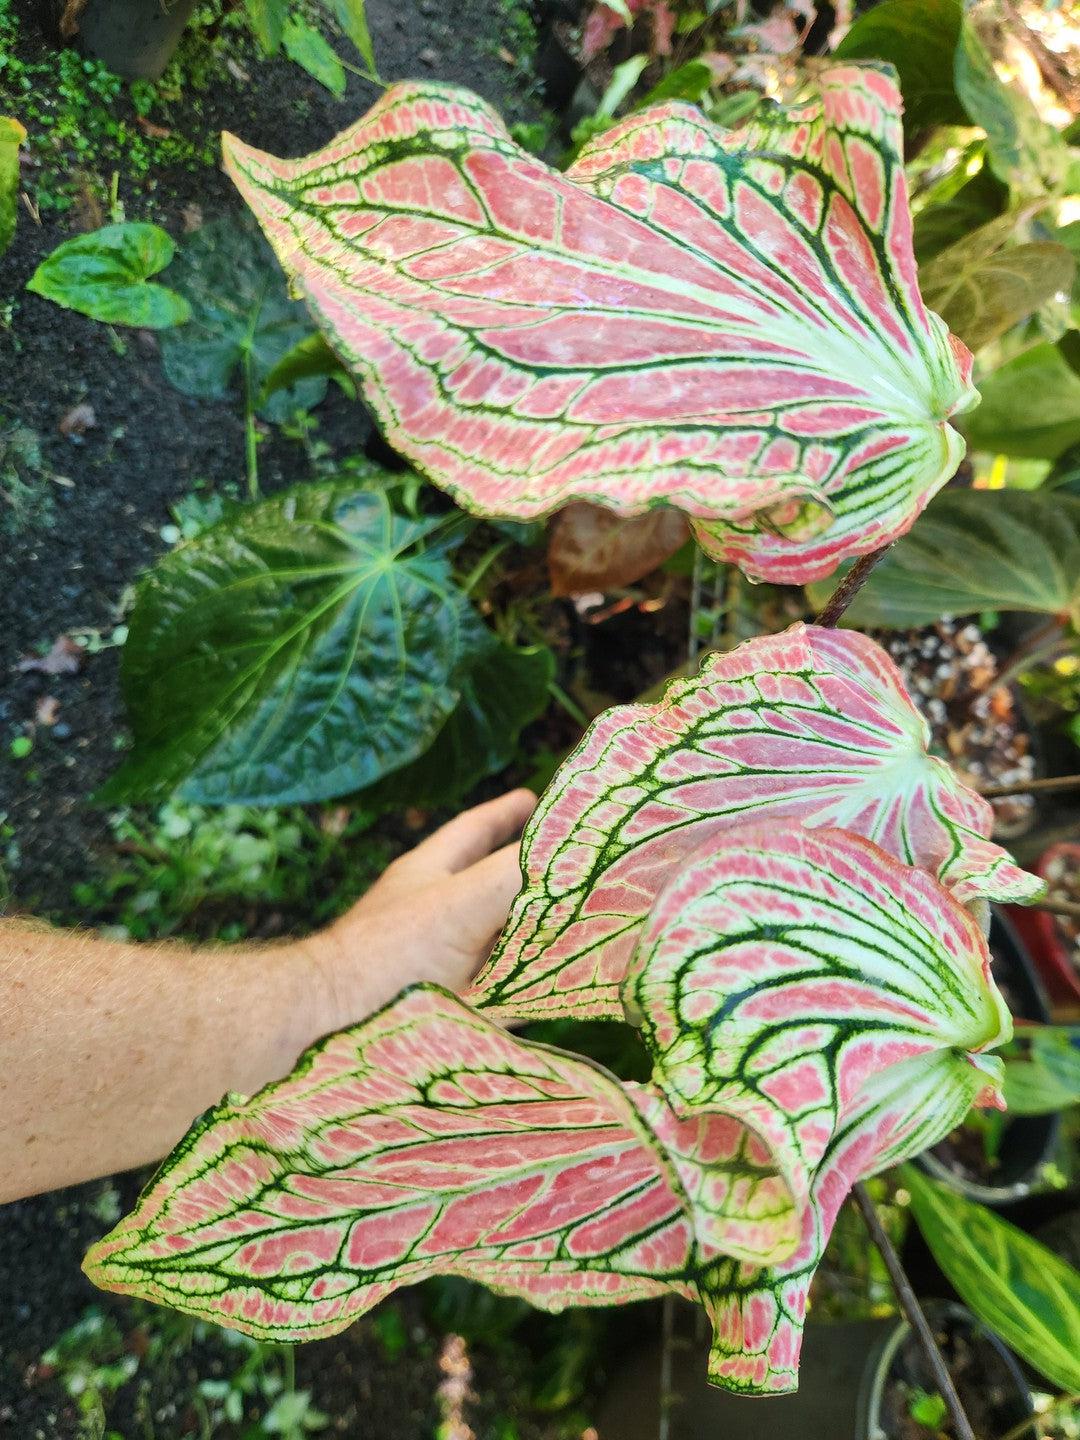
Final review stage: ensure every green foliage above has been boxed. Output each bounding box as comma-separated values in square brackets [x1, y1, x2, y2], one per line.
[808, 488, 1080, 628]
[261, 332, 351, 405]
[160, 217, 327, 422]
[282, 14, 346, 98]
[954, 11, 1072, 198]
[101, 475, 550, 807]
[74, 799, 390, 940]
[0, 422, 52, 535]
[908, 1389, 949, 1429]
[965, 342, 1080, 460]
[0, 114, 23, 255]
[904, 1166, 1080, 1392]
[1002, 1029, 1080, 1116]
[835, 0, 966, 131]
[920, 215, 1076, 353]
[27, 222, 191, 328]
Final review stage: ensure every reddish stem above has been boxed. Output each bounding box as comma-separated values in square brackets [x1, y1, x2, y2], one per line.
[814, 545, 894, 628]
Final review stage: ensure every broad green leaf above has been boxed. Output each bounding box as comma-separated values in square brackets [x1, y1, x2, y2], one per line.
[26, 222, 191, 329]
[99, 479, 488, 805]
[244, 0, 286, 52]
[904, 1165, 1080, 1391]
[920, 218, 1075, 353]
[260, 331, 350, 405]
[912, 163, 1007, 266]
[83, 985, 793, 1339]
[160, 217, 327, 423]
[223, 66, 976, 586]
[954, 11, 1072, 198]
[597, 55, 649, 118]
[0, 116, 25, 258]
[964, 342, 1080, 460]
[639, 60, 714, 108]
[809, 488, 1080, 628]
[1002, 1030, 1080, 1114]
[834, 0, 966, 132]
[1046, 441, 1080, 495]
[325, 0, 377, 76]
[367, 627, 555, 807]
[469, 623, 1040, 1024]
[282, 14, 346, 98]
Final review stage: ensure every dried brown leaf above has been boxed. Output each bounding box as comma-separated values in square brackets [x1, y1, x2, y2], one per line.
[17, 634, 84, 676]
[548, 503, 689, 596]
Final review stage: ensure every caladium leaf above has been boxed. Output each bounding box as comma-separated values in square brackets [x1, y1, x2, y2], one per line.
[626, 823, 1010, 1215]
[83, 985, 801, 1340]
[223, 65, 976, 584]
[468, 623, 1040, 1024]
[703, 1048, 1000, 1394]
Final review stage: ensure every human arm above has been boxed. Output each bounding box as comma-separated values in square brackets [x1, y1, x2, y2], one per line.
[0, 789, 534, 1203]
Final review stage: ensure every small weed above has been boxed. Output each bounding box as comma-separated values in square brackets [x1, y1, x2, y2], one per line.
[0, 423, 54, 535]
[72, 798, 391, 940]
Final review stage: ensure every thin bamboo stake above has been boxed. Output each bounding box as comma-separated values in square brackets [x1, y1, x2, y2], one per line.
[978, 774, 1080, 800]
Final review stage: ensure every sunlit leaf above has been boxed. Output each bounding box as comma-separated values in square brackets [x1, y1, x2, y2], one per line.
[1002, 1030, 1080, 1115]
[920, 217, 1075, 353]
[27, 223, 191, 329]
[0, 116, 25, 258]
[98, 480, 487, 805]
[282, 15, 346, 98]
[954, 8, 1072, 198]
[809, 487, 1080, 628]
[244, 0, 286, 53]
[834, 0, 966, 132]
[547, 504, 690, 595]
[468, 623, 1040, 1024]
[325, 0, 377, 76]
[223, 67, 976, 584]
[160, 217, 327, 423]
[904, 1165, 1080, 1391]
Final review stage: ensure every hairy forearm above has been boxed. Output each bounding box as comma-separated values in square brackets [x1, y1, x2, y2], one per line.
[0, 920, 340, 1202]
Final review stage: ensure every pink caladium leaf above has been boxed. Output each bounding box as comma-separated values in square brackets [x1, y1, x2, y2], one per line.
[625, 823, 1011, 1215]
[83, 986, 803, 1342]
[222, 66, 976, 583]
[468, 623, 1041, 1024]
[702, 1047, 1002, 1394]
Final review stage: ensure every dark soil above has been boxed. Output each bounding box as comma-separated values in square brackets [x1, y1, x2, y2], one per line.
[878, 1311, 1031, 1440]
[0, 4, 606, 1436]
[0, 0, 547, 921]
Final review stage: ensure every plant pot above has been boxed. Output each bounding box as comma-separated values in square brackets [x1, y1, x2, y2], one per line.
[76, 0, 199, 79]
[1006, 841, 1080, 1012]
[592, 1300, 1033, 1439]
[916, 909, 1061, 1205]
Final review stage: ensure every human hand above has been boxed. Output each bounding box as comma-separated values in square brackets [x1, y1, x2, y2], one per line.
[298, 789, 536, 1037]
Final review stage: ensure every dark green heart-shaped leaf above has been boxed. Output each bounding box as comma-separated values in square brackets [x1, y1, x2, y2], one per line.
[0, 116, 24, 258]
[964, 342, 1080, 460]
[99, 476, 488, 805]
[160, 216, 327, 422]
[903, 1165, 1080, 1391]
[367, 625, 554, 807]
[920, 217, 1075, 352]
[27, 222, 191, 328]
[807, 488, 1080, 627]
[835, 0, 966, 132]
[283, 14, 346, 97]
